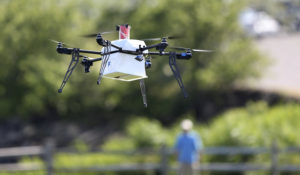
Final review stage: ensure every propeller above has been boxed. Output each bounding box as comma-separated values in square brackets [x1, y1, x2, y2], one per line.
[81, 31, 116, 38]
[49, 39, 73, 47]
[141, 35, 184, 41]
[169, 46, 213, 53]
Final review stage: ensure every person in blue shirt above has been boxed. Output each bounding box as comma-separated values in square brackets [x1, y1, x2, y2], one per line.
[175, 119, 203, 175]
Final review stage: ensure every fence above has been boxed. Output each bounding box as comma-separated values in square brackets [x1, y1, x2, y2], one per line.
[0, 141, 300, 175]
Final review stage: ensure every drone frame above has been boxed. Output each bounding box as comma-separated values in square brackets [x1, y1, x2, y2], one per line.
[55, 35, 197, 107]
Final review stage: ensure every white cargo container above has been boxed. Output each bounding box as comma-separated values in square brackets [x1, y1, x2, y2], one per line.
[102, 39, 148, 81]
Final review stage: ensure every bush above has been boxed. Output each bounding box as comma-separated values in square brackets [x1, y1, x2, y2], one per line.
[126, 117, 167, 148]
[195, 102, 300, 175]
[202, 101, 300, 147]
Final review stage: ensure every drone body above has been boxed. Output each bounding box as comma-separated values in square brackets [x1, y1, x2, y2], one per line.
[53, 24, 212, 107]
[102, 39, 148, 81]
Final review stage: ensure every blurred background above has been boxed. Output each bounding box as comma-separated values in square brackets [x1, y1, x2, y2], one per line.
[0, 0, 300, 174]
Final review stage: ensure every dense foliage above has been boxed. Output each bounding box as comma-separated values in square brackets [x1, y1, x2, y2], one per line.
[0, 102, 299, 175]
[1, 1, 299, 175]
[0, 0, 266, 122]
[200, 102, 300, 147]
[101, 102, 300, 174]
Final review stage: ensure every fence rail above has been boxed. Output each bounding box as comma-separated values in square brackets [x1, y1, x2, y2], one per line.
[0, 163, 42, 172]
[0, 146, 43, 158]
[0, 142, 300, 175]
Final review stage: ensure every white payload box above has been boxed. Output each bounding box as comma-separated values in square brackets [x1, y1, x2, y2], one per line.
[102, 39, 148, 81]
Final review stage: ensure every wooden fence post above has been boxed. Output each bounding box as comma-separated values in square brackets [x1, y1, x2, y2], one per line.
[271, 141, 279, 175]
[44, 139, 55, 175]
[159, 145, 169, 175]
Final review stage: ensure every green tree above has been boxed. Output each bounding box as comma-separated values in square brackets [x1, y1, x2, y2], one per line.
[196, 102, 300, 175]
[0, 0, 105, 119]
[96, 0, 266, 121]
[0, 0, 266, 124]
[0, 0, 75, 117]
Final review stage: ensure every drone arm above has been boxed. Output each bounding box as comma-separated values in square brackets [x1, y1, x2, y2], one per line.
[56, 46, 138, 57]
[147, 52, 192, 59]
[137, 44, 159, 52]
[110, 43, 122, 50]
[79, 49, 102, 55]
[57, 47, 102, 55]
[137, 42, 168, 53]
[147, 51, 168, 56]
[56, 47, 73, 55]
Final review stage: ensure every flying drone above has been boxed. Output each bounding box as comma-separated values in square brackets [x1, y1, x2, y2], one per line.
[53, 24, 212, 107]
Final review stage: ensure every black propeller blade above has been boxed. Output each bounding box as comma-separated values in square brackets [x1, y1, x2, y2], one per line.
[49, 39, 73, 47]
[81, 31, 116, 38]
[169, 46, 213, 53]
[141, 35, 184, 41]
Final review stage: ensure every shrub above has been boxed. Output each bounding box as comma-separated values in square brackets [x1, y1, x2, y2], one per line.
[126, 117, 167, 148]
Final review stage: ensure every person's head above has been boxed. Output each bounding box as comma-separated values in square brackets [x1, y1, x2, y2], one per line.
[181, 119, 193, 132]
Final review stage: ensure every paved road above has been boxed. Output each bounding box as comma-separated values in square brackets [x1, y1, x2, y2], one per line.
[253, 33, 300, 97]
